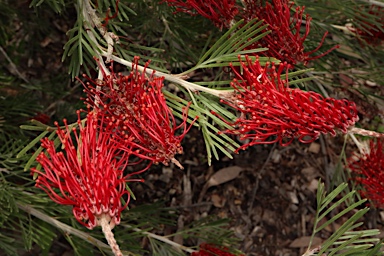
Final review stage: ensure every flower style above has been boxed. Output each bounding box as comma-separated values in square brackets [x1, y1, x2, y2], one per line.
[163, 0, 238, 29]
[83, 57, 195, 169]
[218, 56, 358, 151]
[242, 0, 338, 65]
[31, 110, 142, 229]
[349, 139, 384, 208]
[191, 243, 244, 256]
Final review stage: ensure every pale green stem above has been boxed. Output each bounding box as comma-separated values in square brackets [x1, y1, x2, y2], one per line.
[349, 133, 366, 155]
[122, 224, 197, 254]
[363, 0, 384, 8]
[98, 214, 123, 256]
[17, 203, 111, 251]
[103, 51, 233, 99]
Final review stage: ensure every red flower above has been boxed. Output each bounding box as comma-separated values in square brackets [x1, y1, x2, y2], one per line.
[83, 57, 196, 169]
[218, 56, 358, 150]
[242, 0, 338, 65]
[31, 112, 50, 124]
[163, 0, 238, 29]
[349, 139, 384, 208]
[191, 243, 243, 256]
[353, 5, 384, 46]
[31, 110, 142, 229]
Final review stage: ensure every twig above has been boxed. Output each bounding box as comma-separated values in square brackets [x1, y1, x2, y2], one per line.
[79, 0, 111, 107]
[17, 203, 111, 251]
[348, 127, 384, 138]
[247, 143, 277, 216]
[319, 135, 331, 190]
[0, 167, 10, 174]
[80, 0, 118, 62]
[305, 71, 330, 98]
[98, 214, 123, 256]
[79, 1, 230, 101]
[0, 46, 30, 84]
[122, 224, 196, 253]
[302, 245, 323, 256]
[349, 133, 369, 155]
[362, 0, 384, 8]
[103, 51, 232, 98]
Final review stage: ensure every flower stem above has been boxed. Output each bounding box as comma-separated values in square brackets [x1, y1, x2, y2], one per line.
[348, 127, 384, 138]
[98, 214, 123, 256]
[123, 224, 197, 254]
[17, 203, 111, 251]
[363, 0, 384, 8]
[103, 51, 233, 98]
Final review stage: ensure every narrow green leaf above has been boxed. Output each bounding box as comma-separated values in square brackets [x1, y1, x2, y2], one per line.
[196, 19, 245, 66]
[316, 201, 366, 233]
[17, 131, 49, 159]
[318, 190, 356, 222]
[319, 183, 348, 213]
[318, 210, 369, 255]
[19, 125, 47, 131]
[25, 131, 56, 172]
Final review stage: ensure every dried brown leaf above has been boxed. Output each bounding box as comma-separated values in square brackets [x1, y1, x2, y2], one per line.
[207, 166, 243, 188]
[289, 236, 322, 248]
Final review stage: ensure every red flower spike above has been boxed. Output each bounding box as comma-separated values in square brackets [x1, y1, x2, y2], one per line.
[349, 139, 384, 208]
[163, 0, 238, 29]
[191, 243, 244, 256]
[218, 56, 358, 151]
[242, 0, 339, 65]
[83, 57, 196, 169]
[31, 110, 143, 229]
[353, 5, 384, 46]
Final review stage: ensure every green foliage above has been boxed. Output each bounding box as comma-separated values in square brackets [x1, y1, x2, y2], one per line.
[125, 0, 222, 71]
[0, 176, 17, 227]
[29, 0, 67, 13]
[180, 19, 270, 74]
[0, 3, 16, 45]
[296, 0, 384, 100]
[164, 90, 239, 165]
[149, 239, 186, 256]
[63, 17, 99, 80]
[305, 182, 382, 255]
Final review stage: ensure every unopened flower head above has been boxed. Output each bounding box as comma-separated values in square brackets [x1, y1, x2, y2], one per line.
[218, 56, 358, 151]
[349, 139, 384, 208]
[31, 111, 142, 229]
[163, 0, 238, 29]
[83, 57, 195, 169]
[191, 243, 244, 256]
[242, 0, 338, 65]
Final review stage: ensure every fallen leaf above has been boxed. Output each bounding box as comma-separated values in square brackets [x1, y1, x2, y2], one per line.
[308, 142, 320, 154]
[207, 166, 243, 188]
[289, 236, 322, 248]
[307, 179, 319, 193]
[288, 191, 299, 204]
[211, 194, 226, 208]
[301, 167, 318, 181]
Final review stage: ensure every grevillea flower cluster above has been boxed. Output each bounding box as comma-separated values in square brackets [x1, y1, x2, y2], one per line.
[349, 139, 384, 208]
[353, 5, 384, 46]
[163, 0, 238, 29]
[191, 243, 244, 256]
[83, 57, 195, 169]
[218, 56, 358, 150]
[242, 0, 338, 65]
[31, 111, 142, 229]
